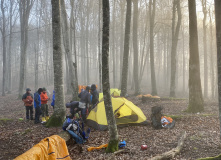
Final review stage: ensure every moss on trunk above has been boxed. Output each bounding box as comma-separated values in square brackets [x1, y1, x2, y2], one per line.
[187, 102, 204, 113]
[106, 139, 119, 153]
[45, 113, 65, 128]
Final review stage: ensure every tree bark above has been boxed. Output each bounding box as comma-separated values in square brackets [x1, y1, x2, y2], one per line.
[215, 0, 221, 140]
[102, 0, 119, 153]
[187, 0, 204, 113]
[149, 0, 157, 96]
[1, 0, 6, 96]
[112, 0, 116, 88]
[209, 8, 215, 99]
[170, 0, 181, 97]
[46, 0, 66, 127]
[202, 0, 208, 98]
[132, 0, 140, 95]
[120, 0, 132, 97]
[60, 0, 78, 101]
[70, 0, 79, 100]
[98, 0, 102, 91]
[18, 0, 34, 98]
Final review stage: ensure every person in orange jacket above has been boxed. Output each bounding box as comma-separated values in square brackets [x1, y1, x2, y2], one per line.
[40, 87, 50, 122]
[22, 88, 34, 120]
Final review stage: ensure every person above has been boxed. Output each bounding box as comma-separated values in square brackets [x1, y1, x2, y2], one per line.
[78, 86, 91, 122]
[34, 88, 43, 124]
[151, 106, 163, 129]
[22, 88, 34, 120]
[51, 90, 55, 109]
[66, 101, 80, 119]
[90, 84, 99, 106]
[40, 87, 50, 123]
[62, 117, 90, 144]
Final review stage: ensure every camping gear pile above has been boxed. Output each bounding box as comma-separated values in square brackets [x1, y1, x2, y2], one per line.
[151, 106, 175, 129]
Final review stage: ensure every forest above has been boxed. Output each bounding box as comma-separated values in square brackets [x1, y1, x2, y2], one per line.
[1, 0, 221, 159]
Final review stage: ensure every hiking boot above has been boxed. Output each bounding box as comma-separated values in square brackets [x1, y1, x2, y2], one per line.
[46, 116, 50, 121]
[35, 121, 41, 124]
[41, 117, 46, 123]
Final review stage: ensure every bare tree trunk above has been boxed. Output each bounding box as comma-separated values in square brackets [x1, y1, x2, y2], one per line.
[215, 0, 221, 140]
[182, 22, 186, 94]
[98, 0, 102, 91]
[187, 0, 204, 113]
[70, 0, 79, 100]
[1, 0, 6, 96]
[18, 0, 34, 98]
[7, 0, 15, 94]
[61, 0, 78, 100]
[119, 1, 125, 89]
[121, 0, 132, 97]
[209, 8, 215, 99]
[112, 0, 116, 88]
[170, 0, 181, 97]
[46, 0, 65, 127]
[85, 2, 90, 85]
[149, 0, 157, 96]
[132, 0, 140, 95]
[102, 0, 119, 153]
[201, 0, 208, 98]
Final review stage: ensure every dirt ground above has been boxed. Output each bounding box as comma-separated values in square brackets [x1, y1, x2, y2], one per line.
[0, 93, 220, 160]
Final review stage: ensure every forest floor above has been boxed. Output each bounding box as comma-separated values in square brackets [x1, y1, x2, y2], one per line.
[0, 93, 220, 160]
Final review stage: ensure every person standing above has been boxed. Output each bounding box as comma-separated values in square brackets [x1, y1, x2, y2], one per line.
[40, 87, 50, 123]
[22, 88, 34, 120]
[78, 86, 91, 121]
[34, 88, 43, 124]
[90, 84, 99, 106]
[51, 90, 55, 109]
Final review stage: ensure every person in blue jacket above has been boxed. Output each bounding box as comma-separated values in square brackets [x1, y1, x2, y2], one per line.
[51, 90, 55, 109]
[34, 88, 43, 124]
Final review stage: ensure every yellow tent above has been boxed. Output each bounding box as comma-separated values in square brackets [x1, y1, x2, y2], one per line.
[99, 88, 121, 101]
[86, 97, 147, 130]
[110, 88, 121, 97]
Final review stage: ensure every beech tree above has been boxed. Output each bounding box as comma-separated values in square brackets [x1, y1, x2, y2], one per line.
[102, 0, 119, 153]
[215, 0, 221, 140]
[187, 0, 204, 113]
[132, 0, 140, 95]
[46, 0, 66, 127]
[121, 0, 132, 97]
[18, 0, 34, 98]
[149, 0, 157, 96]
[170, 0, 181, 97]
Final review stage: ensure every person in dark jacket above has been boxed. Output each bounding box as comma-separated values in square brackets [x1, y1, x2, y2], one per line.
[90, 84, 99, 106]
[34, 88, 43, 124]
[66, 101, 80, 118]
[78, 86, 91, 121]
[22, 88, 34, 120]
[51, 90, 55, 109]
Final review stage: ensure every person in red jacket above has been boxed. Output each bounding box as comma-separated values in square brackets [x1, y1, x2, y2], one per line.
[22, 88, 34, 120]
[40, 87, 50, 122]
